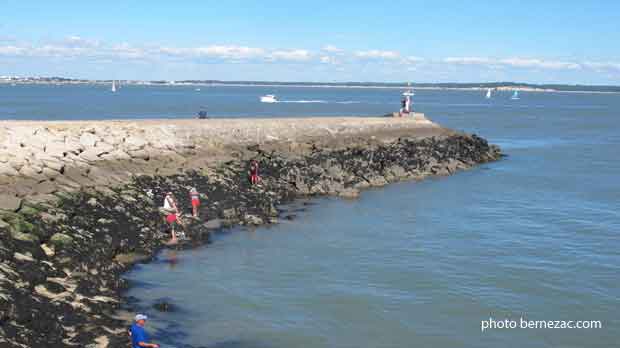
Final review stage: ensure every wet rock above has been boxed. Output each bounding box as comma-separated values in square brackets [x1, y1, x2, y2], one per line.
[338, 188, 360, 199]
[203, 219, 222, 230]
[13, 251, 35, 262]
[114, 253, 150, 265]
[40, 243, 55, 257]
[367, 175, 388, 187]
[10, 228, 39, 243]
[222, 208, 237, 219]
[387, 165, 407, 179]
[244, 214, 263, 225]
[49, 233, 74, 248]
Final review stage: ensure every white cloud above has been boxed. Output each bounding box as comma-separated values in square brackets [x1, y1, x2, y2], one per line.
[443, 57, 492, 65]
[1, 36, 618, 81]
[62, 36, 100, 48]
[402, 56, 424, 64]
[499, 58, 580, 70]
[158, 45, 266, 60]
[269, 49, 312, 61]
[0, 45, 27, 56]
[111, 43, 147, 59]
[196, 45, 266, 59]
[444, 56, 582, 70]
[322, 45, 343, 53]
[582, 61, 620, 72]
[355, 50, 400, 60]
[320, 55, 340, 64]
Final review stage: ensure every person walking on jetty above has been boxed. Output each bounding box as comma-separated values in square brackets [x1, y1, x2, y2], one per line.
[129, 314, 160, 348]
[399, 95, 412, 116]
[163, 192, 180, 244]
[249, 159, 261, 185]
[189, 187, 203, 218]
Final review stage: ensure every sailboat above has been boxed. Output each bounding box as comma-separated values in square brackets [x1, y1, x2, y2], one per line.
[511, 90, 520, 100]
[485, 88, 492, 99]
[111, 80, 117, 93]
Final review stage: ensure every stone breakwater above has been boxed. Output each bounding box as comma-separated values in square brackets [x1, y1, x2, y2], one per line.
[0, 116, 436, 209]
[0, 117, 500, 348]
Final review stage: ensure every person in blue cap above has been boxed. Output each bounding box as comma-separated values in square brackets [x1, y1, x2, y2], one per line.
[129, 314, 160, 348]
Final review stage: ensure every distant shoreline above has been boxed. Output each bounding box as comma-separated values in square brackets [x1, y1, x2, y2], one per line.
[1, 79, 620, 94]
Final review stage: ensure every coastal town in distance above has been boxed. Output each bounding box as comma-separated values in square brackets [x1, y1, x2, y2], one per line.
[3, 75, 620, 93]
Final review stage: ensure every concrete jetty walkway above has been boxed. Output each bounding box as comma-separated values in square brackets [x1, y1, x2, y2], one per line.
[0, 115, 443, 210]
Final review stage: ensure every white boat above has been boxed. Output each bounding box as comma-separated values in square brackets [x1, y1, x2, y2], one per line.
[111, 80, 117, 93]
[260, 94, 278, 103]
[511, 90, 520, 100]
[485, 88, 492, 99]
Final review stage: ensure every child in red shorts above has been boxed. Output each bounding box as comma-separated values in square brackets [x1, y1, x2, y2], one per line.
[189, 187, 202, 218]
[163, 192, 179, 244]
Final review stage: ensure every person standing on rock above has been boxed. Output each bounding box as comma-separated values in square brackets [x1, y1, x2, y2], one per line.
[129, 314, 160, 348]
[189, 187, 203, 218]
[163, 192, 180, 244]
[249, 159, 261, 185]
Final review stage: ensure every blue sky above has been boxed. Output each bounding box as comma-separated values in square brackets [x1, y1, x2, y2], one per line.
[1, 0, 619, 84]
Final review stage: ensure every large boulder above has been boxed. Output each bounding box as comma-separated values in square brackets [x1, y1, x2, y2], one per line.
[338, 187, 360, 199]
[123, 136, 148, 151]
[0, 194, 22, 211]
[0, 163, 19, 176]
[79, 148, 107, 162]
[79, 133, 100, 147]
[44, 141, 82, 158]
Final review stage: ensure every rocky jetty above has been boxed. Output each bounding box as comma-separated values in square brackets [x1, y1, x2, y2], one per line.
[0, 117, 501, 347]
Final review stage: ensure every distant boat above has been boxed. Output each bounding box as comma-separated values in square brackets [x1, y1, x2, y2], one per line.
[111, 80, 117, 93]
[195, 88, 201, 91]
[260, 94, 278, 103]
[485, 88, 492, 99]
[511, 90, 520, 100]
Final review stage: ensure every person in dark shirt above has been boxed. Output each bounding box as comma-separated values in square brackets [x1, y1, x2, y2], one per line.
[129, 314, 159, 348]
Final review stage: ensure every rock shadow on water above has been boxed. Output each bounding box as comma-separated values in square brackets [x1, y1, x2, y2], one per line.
[123, 277, 160, 290]
[205, 340, 274, 348]
[167, 339, 275, 348]
[152, 296, 180, 313]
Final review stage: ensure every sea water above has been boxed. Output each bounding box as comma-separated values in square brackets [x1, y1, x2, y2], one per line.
[3, 85, 618, 347]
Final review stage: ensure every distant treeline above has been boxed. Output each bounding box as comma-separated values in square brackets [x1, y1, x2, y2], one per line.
[174, 80, 620, 92]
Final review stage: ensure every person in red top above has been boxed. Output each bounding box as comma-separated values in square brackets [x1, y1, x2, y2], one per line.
[189, 187, 202, 218]
[249, 160, 261, 185]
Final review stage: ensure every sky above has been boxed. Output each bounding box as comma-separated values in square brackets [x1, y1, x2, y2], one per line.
[1, 0, 619, 84]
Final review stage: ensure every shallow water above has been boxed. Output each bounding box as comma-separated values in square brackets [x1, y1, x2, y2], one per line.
[120, 88, 620, 347]
[4, 84, 617, 347]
